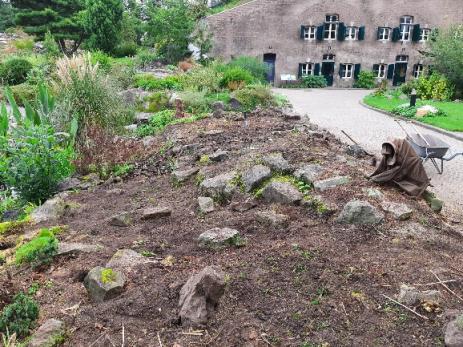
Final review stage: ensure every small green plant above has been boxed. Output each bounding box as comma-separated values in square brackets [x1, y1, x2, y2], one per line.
[112, 163, 134, 177]
[91, 50, 113, 72]
[15, 229, 58, 266]
[143, 91, 169, 112]
[28, 282, 40, 296]
[101, 268, 117, 284]
[141, 251, 155, 257]
[233, 84, 276, 111]
[220, 67, 254, 90]
[301, 75, 327, 88]
[199, 155, 210, 165]
[136, 110, 175, 137]
[353, 71, 376, 89]
[0, 58, 33, 85]
[135, 74, 183, 91]
[226, 56, 269, 83]
[0, 292, 39, 338]
[112, 42, 138, 58]
[136, 50, 159, 69]
[13, 38, 34, 51]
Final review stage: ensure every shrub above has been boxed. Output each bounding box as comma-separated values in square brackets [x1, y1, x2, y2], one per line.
[26, 64, 52, 85]
[227, 56, 268, 83]
[15, 228, 58, 266]
[136, 110, 175, 137]
[0, 58, 33, 85]
[0, 293, 39, 338]
[135, 74, 182, 91]
[416, 74, 454, 101]
[220, 67, 254, 90]
[143, 91, 170, 112]
[91, 51, 113, 72]
[43, 31, 61, 59]
[301, 75, 328, 88]
[178, 90, 209, 113]
[391, 105, 418, 118]
[112, 42, 138, 58]
[13, 38, 34, 51]
[0, 84, 37, 107]
[233, 84, 276, 111]
[353, 71, 376, 89]
[136, 50, 159, 69]
[400, 79, 419, 96]
[179, 64, 222, 92]
[110, 62, 136, 89]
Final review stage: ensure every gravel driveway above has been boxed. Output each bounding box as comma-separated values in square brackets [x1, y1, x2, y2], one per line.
[276, 88, 463, 218]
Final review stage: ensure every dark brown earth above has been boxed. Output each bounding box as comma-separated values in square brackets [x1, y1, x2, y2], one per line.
[2, 111, 463, 347]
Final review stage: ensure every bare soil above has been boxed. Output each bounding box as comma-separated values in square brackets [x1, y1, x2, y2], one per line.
[2, 112, 463, 347]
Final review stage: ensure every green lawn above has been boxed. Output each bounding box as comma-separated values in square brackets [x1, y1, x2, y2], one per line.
[364, 94, 463, 132]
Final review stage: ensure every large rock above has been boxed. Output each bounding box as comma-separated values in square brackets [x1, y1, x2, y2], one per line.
[397, 284, 440, 306]
[337, 200, 384, 225]
[198, 228, 240, 247]
[109, 212, 132, 227]
[106, 249, 147, 274]
[445, 314, 463, 347]
[135, 112, 151, 124]
[141, 207, 172, 220]
[28, 319, 65, 347]
[261, 181, 303, 205]
[262, 153, 292, 173]
[178, 266, 226, 327]
[57, 242, 100, 256]
[200, 172, 236, 202]
[172, 167, 199, 184]
[255, 211, 289, 228]
[198, 197, 215, 214]
[314, 176, 350, 191]
[57, 177, 82, 192]
[84, 266, 125, 302]
[31, 194, 68, 224]
[293, 164, 324, 184]
[242, 165, 272, 192]
[381, 202, 413, 221]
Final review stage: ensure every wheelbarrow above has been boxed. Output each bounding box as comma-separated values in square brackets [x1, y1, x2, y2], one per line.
[395, 120, 463, 174]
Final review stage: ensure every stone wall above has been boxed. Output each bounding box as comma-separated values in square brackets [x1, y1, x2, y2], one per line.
[206, 0, 463, 86]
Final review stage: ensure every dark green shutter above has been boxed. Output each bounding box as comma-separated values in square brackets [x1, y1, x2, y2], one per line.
[354, 64, 361, 79]
[300, 25, 306, 39]
[316, 25, 324, 41]
[337, 23, 346, 41]
[339, 64, 345, 78]
[392, 27, 400, 42]
[314, 63, 320, 75]
[428, 65, 434, 76]
[412, 24, 421, 42]
[358, 26, 365, 40]
[377, 27, 381, 40]
[298, 64, 303, 78]
[387, 64, 395, 79]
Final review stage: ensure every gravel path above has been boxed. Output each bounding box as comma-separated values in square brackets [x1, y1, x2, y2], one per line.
[276, 88, 463, 218]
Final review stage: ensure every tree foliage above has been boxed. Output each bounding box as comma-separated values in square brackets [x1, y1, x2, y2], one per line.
[0, 1, 16, 32]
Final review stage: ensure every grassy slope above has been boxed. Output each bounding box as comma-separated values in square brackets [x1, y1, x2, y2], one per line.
[364, 94, 463, 132]
[208, 0, 252, 15]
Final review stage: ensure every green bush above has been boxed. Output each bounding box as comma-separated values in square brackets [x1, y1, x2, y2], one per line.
[135, 74, 183, 91]
[0, 58, 33, 85]
[143, 91, 170, 112]
[136, 110, 175, 137]
[353, 71, 376, 89]
[180, 64, 222, 92]
[13, 38, 34, 51]
[136, 50, 159, 69]
[301, 75, 327, 88]
[178, 90, 210, 113]
[1, 83, 37, 107]
[415, 74, 454, 101]
[233, 84, 276, 111]
[0, 293, 39, 338]
[112, 42, 138, 58]
[391, 105, 418, 118]
[110, 62, 136, 89]
[91, 51, 113, 72]
[43, 31, 61, 59]
[220, 67, 254, 90]
[227, 56, 268, 83]
[15, 228, 58, 266]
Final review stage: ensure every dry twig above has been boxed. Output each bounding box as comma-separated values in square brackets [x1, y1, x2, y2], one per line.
[431, 271, 463, 302]
[157, 332, 163, 347]
[381, 294, 429, 320]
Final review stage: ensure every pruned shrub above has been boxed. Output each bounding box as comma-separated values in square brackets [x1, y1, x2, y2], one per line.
[15, 228, 58, 266]
[0, 58, 33, 85]
[227, 56, 268, 83]
[112, 42, 138, 58]
[233, 84, 276, 111]
[0, 293, 39, 338]
[353, 71, 376, 89]
[220, 67, 254, 90]
[301, 75, 327, 88]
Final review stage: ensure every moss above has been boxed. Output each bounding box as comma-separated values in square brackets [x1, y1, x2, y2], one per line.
[48, 225, 68, 235]
[0, 219, 30, 236]
[199, 155, 211, 165]
[15, 229, 58, 266]
[456, 315, 463, 330]
[231, 173, 245, 193]
[101, 268, 117, 284]
[252, 174, 312, 198]
[195, 172, 206, 186]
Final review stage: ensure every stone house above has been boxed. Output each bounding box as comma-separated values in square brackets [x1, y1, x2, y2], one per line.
[206, 0, 463, 87]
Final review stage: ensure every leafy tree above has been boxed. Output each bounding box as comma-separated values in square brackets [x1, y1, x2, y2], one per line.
[429, 25, 463, 96]
[84, 0, 124, 53]
[0, 1, 16, 32]
[145, 0, 195, 64]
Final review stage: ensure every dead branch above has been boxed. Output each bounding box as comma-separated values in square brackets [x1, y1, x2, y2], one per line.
[381, 294, 429, 320]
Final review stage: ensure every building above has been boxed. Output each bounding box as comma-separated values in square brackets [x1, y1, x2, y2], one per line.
[206, 0, 463, 87]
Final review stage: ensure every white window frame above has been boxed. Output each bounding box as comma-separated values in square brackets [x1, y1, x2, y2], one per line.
[303, 26, 316, 40]
[396, 55, 409, 62]
[378, 27, 391, 41]
[413, 64, 424, 78]
[301, 63, 314, 76]
[400, 16, 414, 42]
[346, 26, 358, 40]
[341, 64, 354, 79]
[420, 28, 431, 42]
[324, 14, 339, 40]
[374, 64, 387, 78]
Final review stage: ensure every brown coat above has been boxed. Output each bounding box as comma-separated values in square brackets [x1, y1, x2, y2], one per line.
[370, 139, 430, 197]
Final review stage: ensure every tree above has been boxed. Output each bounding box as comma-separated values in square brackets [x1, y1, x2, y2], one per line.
[0, 1, 16, 32]
[429, 25, 463, 96]
[10, 0, 85, 54]
[146, 0, 195, 64]
[84, 0, 124, 53]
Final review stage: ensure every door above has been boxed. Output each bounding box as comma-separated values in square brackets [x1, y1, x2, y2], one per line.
[263, 53, 276, 85]
[393, 63, 408, 86]
[321, 62, 335, 86]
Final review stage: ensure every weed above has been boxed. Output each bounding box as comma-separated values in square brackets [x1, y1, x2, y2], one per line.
[100, 268, 117, 284]
[28, 282, 40, 296]
[159, 140, 174, 156]
[112, 163, 134, 177]
[231, 173, 245, 192]
[15, 228, 58, 267]
[199, 155, 210, 165]
[0, 220, 29, 236]
[228, 234, 246, 247]
[141, 250, 155, 257]
[310, 287, 329, 305]
[0, 293, 39, 338]
[195, 172, 205, 186]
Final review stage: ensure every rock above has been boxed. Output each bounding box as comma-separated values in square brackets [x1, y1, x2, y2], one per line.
[135, 112, 151, 124]
[172, 167, 199, 184]
[445, 315, 463, 347]
[397, 284, 440, 306]
[57, 242, 100, 256]
[293, 164, 324, 184]
[381, 202, 413, 221]
[109, 212, 132, 227]
[84, 266, 125, 302]
[106, 188, 124, 195]
[142, 207, 172, 220]
[198, 227, 240, 247]
[365, 188, 384, 200]
[198, 197, 215, 214]
[143, 136, 156, 148]
[283, 110, 302, 121]
[118, 88, 149, 105]
[261, 181, 303, 205]
[57, 177, 82, 192]
[242, 165, 272, 192]
[209, 150, 228, 162]
[230, 198, 258, 212]
[229, 97, 242, 110]
[200, 172, 236, 202]
[124, 124, 137, 132]
[255, 211, 289, 228]
[314, 176, 350, 191]
[416, 105, 439, 118]
[28, 319, 65, 347]
[423, 191, 444, 213]
[212, 101, 226, 118]
[337, 200, 384, 225]
[106, 249, 147, 273]
[31, 194, 68, 224]
[178, 266, 226, 327]
[346, 145, 366, 158]
[262, 153, 292, 173]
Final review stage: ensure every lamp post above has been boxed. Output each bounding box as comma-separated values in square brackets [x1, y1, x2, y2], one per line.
[410, 89, 417, 107]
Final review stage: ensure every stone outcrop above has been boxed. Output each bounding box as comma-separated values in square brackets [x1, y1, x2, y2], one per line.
[261, 181, 303, 205]
[337, 200, 384, 225]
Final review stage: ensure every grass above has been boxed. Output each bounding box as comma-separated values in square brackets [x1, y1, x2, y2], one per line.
[15, 228, 58, 266]
[208, 0, 249, 15]
[364, 94, 463, 132]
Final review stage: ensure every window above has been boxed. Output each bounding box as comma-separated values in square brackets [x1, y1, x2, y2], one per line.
[413, 64, 424, 78]
[303, 26, 316, 40]
[420, 28, 431, 42]
[400, 16, 414, 41]
[378, 27, 391, 40]
[324, 14, 339, 40]
[346, 26, 358, 40]
[323, 54, 335, 61]
[340, 64, 354, 79]
[396, 55, 408, 62]
[374, 64, 387, 78]
[301, 63, 314, 76]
